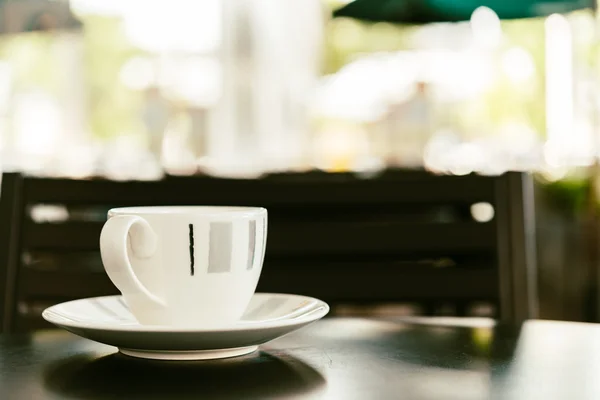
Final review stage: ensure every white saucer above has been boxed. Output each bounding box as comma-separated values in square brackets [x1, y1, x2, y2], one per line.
[42, 293, 329, 360]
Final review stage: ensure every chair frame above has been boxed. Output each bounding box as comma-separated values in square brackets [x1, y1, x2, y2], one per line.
[0, 171, 537, 332]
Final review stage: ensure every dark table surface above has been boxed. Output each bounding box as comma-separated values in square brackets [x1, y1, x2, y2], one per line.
[1, 317, 599, 400]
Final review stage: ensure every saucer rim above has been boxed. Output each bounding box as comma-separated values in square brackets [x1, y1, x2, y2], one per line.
[42, 292, 330, 333]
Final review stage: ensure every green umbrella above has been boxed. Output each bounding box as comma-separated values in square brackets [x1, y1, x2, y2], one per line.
[332, 0, 594, 23]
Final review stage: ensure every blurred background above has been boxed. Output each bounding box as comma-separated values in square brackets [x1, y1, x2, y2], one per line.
[1, 0, 596, 179]
[1, 0, 600, 322]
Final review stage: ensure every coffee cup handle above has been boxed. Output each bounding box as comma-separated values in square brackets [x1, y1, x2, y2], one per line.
[100, 215, 165, 308]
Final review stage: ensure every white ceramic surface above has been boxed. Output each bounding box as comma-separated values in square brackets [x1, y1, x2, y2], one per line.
[100, 206, 267, 328]
[42, 293, 329, 360]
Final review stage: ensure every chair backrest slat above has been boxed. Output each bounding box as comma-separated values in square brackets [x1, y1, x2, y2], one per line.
[23, 173, 495, 205]
[23, 220, 495, 255]
[20, 268, 116, 299]
[257, 263, 498, 302]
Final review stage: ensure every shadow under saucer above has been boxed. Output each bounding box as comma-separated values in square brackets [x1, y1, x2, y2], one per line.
[44, 350, 326, 399]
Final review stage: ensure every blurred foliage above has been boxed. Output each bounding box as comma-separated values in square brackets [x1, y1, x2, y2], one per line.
[0, 32, 58, 92]
[322, 9, 554, 137]
[323, 18, 417, 74]
[0, 15, 146, 141]
[537, 173, 590, 215]
[0, 2, 593, 145]
[80, 15, 144, 140]
[488, 17, 547, 136]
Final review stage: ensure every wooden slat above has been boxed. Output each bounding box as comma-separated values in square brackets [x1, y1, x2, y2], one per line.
[258, 265, 498, 301]
[22, 220, 496, 255]
[267, 221, 496, 256]
[14, 314, 55, 332]
[22, 172, 496, 206]
[0, 173, 25, 332]
[20, 268, 118, 298]
[23, 222, 101, 251]
[20, 263, 497, 303]
[495, 175, 513, 322]
[23, 251, 104, 272]
[15, 264, 498, 333]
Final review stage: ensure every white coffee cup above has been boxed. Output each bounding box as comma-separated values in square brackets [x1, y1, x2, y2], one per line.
[99, 206, 267, 328]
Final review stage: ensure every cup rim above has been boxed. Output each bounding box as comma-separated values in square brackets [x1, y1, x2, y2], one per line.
[108, 206, 267, 218]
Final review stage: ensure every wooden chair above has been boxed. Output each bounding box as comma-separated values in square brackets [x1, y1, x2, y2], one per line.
[0, 170, 537, 332]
